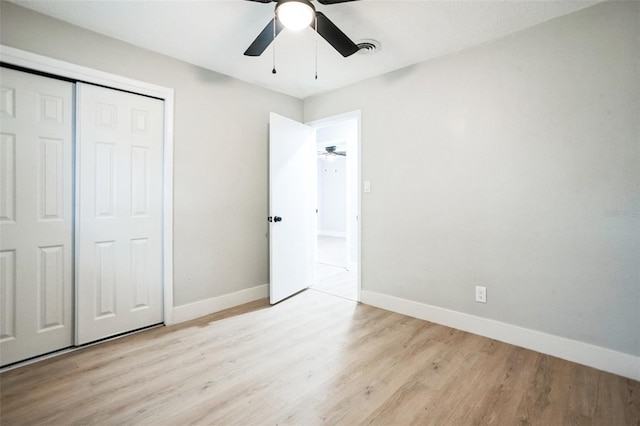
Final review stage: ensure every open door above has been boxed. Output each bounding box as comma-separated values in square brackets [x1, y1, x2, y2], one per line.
[269, 113, 316, 304]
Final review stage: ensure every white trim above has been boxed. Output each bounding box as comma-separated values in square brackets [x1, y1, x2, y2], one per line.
[361, 290, 640, 381]
[171, 284, 269, 324]
[162, 91, 175, 326]
[0, 45, 170, 99]
[1, 45, 176, 328]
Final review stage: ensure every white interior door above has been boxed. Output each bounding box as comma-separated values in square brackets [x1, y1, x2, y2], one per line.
[0, 67, 74, 366]
[269, 113, 316, 304]
[76, 83, 163, 345]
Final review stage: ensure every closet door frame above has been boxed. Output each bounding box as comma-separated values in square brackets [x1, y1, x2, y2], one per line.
[1, 45, 176, 326]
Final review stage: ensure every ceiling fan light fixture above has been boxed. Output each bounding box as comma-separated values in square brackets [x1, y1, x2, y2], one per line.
[276, 0, 315, 31]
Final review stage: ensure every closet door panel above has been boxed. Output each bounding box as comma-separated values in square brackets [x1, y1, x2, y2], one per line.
[0, 67, 73, 366]
[76, 83, 163, 345]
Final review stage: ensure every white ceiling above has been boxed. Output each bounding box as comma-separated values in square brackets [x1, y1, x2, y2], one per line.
[10, 0, 605, 99]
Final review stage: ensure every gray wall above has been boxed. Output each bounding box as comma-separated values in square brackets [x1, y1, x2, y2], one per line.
[305, 1, 640, 356]
[0, 2, 303, 307]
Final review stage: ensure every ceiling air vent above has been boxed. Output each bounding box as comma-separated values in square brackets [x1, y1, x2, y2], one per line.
[356, 40, 380, 55]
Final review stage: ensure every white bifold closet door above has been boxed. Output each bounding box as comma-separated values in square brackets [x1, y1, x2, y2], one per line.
[0, 68, 74, 366]
[76, 83, 164, 345]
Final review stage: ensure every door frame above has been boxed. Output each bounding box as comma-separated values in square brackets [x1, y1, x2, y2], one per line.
[0, 45, 176, 325]
[306, 110, 361, 302]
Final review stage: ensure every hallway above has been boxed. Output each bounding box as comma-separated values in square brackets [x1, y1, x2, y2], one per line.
[311, 236, 357, 301]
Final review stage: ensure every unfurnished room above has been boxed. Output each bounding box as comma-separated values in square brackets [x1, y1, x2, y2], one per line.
[0, 0, 638, 424]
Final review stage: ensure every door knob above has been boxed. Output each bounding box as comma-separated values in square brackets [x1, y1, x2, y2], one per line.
[274, 216, 283, 222]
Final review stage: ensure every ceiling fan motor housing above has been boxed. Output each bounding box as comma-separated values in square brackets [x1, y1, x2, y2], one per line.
[276, 0, 316, 31]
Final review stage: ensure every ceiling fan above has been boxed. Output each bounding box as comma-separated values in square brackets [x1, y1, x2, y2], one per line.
[244, 0, 360, 58]
[318, 146, 347, 159]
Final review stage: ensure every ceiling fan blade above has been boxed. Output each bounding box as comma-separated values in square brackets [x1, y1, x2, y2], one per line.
[244, 0, 275, 3]
[314, 11, 359, 57]
[316, 0, 359, 4]
[244, 18, 284, 56]
[336, 151, 347, 156]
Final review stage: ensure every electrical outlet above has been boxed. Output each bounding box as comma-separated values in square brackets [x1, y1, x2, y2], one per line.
[475, 286, 487, 303]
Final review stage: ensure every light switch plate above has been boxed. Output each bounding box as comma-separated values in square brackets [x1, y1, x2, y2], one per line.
[364, 180, 371, 193]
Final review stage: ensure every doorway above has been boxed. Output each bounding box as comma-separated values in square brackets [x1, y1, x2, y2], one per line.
[308, 113, 360, 301]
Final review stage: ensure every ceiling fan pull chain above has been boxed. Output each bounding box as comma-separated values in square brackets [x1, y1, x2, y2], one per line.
[272, 13, 277, 74]
[314, 13, 318, 80]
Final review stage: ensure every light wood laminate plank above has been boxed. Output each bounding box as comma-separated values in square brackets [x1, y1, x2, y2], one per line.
[1, 290, 638, 425]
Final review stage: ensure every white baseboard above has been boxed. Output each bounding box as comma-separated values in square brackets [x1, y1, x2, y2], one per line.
[170, 284, 268, 325]
[361, 290, 640, 381]
[318, 231, 347, 238]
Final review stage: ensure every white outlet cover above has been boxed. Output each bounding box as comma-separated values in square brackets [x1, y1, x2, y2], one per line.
[475, 286, 487, 303]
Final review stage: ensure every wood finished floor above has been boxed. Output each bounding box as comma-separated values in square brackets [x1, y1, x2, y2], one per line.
[1, 290, 638, 425]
